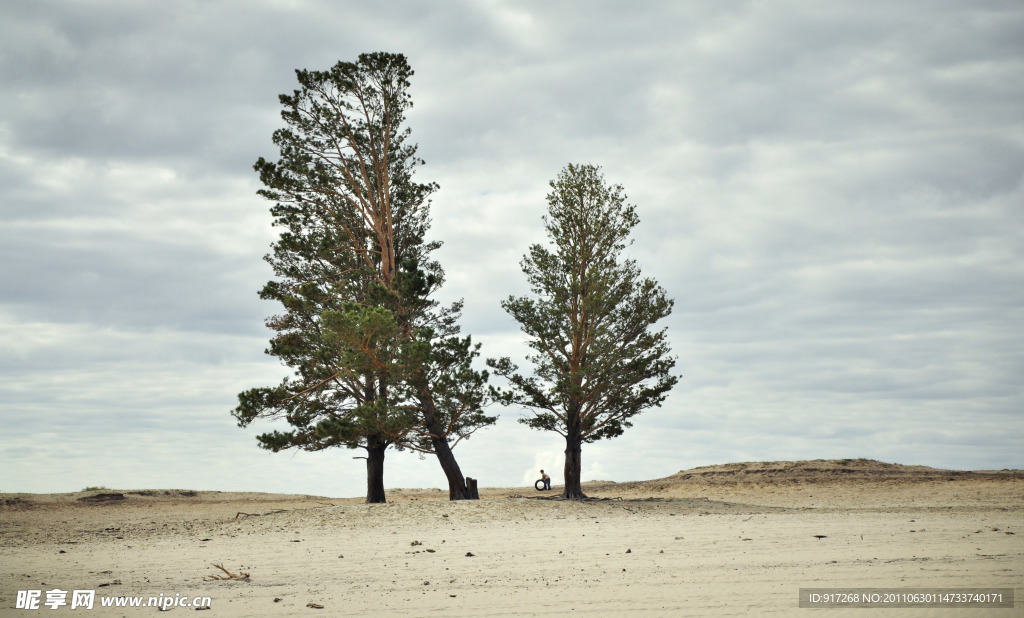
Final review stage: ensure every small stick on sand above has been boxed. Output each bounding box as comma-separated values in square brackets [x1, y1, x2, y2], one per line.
[207, 563, 250, 581]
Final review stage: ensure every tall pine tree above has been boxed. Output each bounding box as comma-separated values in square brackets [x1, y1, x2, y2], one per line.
[233, 53, 493, 503]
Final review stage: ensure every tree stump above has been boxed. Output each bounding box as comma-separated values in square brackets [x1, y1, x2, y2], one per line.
[465, 477, 479, 500]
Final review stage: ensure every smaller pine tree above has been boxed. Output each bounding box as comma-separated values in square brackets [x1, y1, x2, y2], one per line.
[489, 163, 678, 499]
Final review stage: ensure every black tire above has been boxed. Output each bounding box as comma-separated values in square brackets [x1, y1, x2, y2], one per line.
[535, 479, 546, 491]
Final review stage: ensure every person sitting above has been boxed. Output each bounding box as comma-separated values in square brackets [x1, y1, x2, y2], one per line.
[540, 469, 551, 490]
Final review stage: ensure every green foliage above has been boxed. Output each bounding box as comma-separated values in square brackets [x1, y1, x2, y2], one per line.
[398, 333, 498, 452]
[489, 163, 678, 443]
[81, 486, 109, 492]
[253, 52, 439, 292]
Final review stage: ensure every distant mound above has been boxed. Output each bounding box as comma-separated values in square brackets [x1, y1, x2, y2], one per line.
[663, 459, 1020, 484]
[579, 459, 1022, 497]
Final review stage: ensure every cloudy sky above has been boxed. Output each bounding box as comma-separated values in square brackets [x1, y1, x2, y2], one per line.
[2, 1, 1022, 497]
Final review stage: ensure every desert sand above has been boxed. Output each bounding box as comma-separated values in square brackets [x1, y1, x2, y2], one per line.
[2, 460, 1021, 616]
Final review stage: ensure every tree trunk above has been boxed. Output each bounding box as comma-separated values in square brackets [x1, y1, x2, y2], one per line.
[433, 436, 475, 500]
[421, 397, 476, 500]
[562, 418, 587, 500]
[365, 435, 387, 504]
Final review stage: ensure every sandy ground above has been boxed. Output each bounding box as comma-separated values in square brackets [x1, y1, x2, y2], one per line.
[1, 460, 1021, 616]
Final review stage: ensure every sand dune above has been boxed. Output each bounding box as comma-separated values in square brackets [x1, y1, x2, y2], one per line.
[2, 460, 1021, 615]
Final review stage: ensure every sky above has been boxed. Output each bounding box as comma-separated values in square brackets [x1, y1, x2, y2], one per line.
[2, 1, 1022, 497]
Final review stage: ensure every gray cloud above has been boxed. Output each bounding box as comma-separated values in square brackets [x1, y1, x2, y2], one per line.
[1, 0, 1021, 496]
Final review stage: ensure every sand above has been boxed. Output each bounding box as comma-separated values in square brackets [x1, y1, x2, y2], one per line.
[2, 460, 1021, 616]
